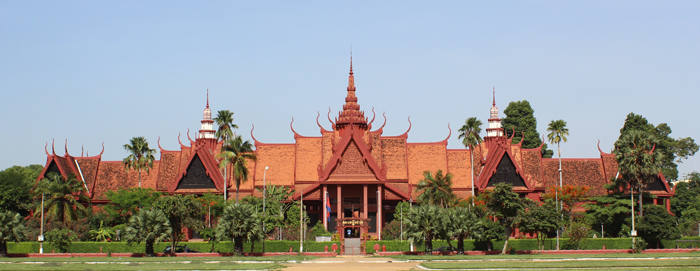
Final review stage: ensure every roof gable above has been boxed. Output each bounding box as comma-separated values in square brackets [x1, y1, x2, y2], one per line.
[477, 142, 534, 191]
[169, 146, 224, 192]
[175, 154, 218, 190]
[318, 127, 386, 182]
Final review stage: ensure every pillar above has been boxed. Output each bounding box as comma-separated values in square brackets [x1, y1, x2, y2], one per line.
[666, 197, 671, 213]
[323, 185, 328, 230]
[363, 185, 368, 219]
[377, 185, 382, 240]
[337, 185, 342, 219]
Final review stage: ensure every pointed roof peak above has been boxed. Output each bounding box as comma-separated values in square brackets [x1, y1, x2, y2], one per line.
[492, 87, 496, 106]
[349, 54, 354, 76]
[206, 89, 210, 109]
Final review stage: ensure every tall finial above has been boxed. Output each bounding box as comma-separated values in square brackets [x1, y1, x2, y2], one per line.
[492, 87, 495, 106]
[206, 88, 210, 108]
[350, 53, 353, 76]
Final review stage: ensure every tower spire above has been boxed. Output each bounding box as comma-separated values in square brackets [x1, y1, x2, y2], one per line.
[336, 56, 366, 129]
[492, 87, 495, 106]
[206, 88, 209, 108]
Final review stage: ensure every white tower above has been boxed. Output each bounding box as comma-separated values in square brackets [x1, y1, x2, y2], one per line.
[486, 87, 503, 138]
[199, 90, 216, 139]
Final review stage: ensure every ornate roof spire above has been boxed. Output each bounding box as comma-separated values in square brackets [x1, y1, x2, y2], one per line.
[336, 56, 366, 129]
[206, 88, 210, 109]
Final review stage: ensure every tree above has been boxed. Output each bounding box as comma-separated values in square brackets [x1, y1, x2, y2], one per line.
[34, 173, 89, 226]
[458, 117, 483, 204]
[471, 216, 504, 251]
[547, 119, 569, 222]
[637, 204, 681, 248]
[585, 190, 635, 238]
[542, 185, 590, 223]
[255, 184, 294, 237]
[104, 187, 162, 225]
[154, 195, 205, 251]
[197, 193, 226, 228]
[448, 206, 480, 254]
[0, 165, 42, 216]
[486, 183, 527, 254]
[403, 204, 446, 252]
[124, 208, 172, 257]
[0, 211, 28, 257]
[215, 203, 263, 255]
[613, 130, 663, 217]
[514, 201, 562, 250]
[88, 220, 115, 242]
[217, 135, 257, 202]
[122, 137, 156, 188]
[214, 110, 238, 201]
[416, 170, 456, 208]
[501, 100, 553, 158]
[616, 113, 698, 181]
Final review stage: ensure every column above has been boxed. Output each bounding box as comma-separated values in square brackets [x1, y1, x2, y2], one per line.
[363, 185, 368, 219]
[323, 185, 328, 230]
[337, 185, 342, 219]
[377, 185, 382, 240]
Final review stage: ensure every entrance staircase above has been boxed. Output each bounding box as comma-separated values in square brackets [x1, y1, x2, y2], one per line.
[344, 238, 362, 255]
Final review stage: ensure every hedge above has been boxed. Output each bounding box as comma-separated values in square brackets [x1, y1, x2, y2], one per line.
[7, 241, 341, 254]
[8, 237, 698, 254]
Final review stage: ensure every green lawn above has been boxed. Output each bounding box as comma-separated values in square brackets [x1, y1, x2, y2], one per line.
[0, 261, 283, 270]
[421, 258, 700, 270]
[386, 252, 700, 261]
[0, 255, 312, 270]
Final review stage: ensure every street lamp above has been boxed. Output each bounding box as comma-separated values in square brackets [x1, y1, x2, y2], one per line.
[630, 185, 637, 249]
[262, 166, 268, 253]
[409, 198, 413, 252]
[39, 193, 44, 254]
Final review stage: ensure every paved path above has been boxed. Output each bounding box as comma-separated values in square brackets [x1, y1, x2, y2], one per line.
[284, 257, 419, 271]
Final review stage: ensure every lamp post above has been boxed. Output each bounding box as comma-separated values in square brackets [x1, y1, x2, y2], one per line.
[300, 192, 303, 253]
[39, 193, 44, 254]
[262, 166, 268, 253]
[409, 198, 413, 252]
[630, 185, 637, 249]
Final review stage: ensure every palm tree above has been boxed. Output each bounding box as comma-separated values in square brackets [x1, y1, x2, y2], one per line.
[217, 135, 257, 203]
[0, 211, 28, 257]
[214, 110, 238, 201]
[416, 170, 456, 208]
[458, 117, 483, 205]
[546, 119, 568, 250]
[215, 203, 263, 255]
[34, 173, 89, 225]
[448, 206, 480, 254]
[613, 130, 663, 217]
[124, 208, 172, 257]
[122, 137, 156, 188]
[403, 204, 446, 253]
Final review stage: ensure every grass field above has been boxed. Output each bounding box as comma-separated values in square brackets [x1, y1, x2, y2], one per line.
[0, 255, 308, 270]
[386, 252, 700, 261]
[420, 258, 700, 270]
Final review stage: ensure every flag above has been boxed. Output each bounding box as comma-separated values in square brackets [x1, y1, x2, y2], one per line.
[326, 192, 332, 222]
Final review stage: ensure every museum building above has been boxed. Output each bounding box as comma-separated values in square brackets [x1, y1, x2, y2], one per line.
[37, 60, 674, 239]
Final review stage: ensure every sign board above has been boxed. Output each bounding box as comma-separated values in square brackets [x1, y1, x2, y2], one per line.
[315, 236, 332, 242]
[37, 235, 44, 242]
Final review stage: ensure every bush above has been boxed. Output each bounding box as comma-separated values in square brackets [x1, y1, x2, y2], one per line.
[45, 229, 77, 253]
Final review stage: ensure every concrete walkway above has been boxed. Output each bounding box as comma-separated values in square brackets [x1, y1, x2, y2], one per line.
[283, 257, 419, 271]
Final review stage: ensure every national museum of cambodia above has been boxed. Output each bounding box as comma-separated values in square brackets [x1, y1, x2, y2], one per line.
[37, 60, 674, 239]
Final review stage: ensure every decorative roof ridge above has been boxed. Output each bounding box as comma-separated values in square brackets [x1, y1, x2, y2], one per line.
[370, 112, 387, 134]
[598, 140, 614, 156]
[316, 112, 331, 133]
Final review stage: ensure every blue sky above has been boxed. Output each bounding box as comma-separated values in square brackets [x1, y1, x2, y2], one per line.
[1, 1, 698, 179]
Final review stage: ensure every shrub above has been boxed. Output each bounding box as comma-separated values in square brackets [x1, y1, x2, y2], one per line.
[45, 228, 77, 253]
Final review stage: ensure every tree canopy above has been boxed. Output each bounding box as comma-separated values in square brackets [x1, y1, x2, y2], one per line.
[501, 100, 553, 158]
[0, 165, 41, 216]
[615, 113, 698, 181]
